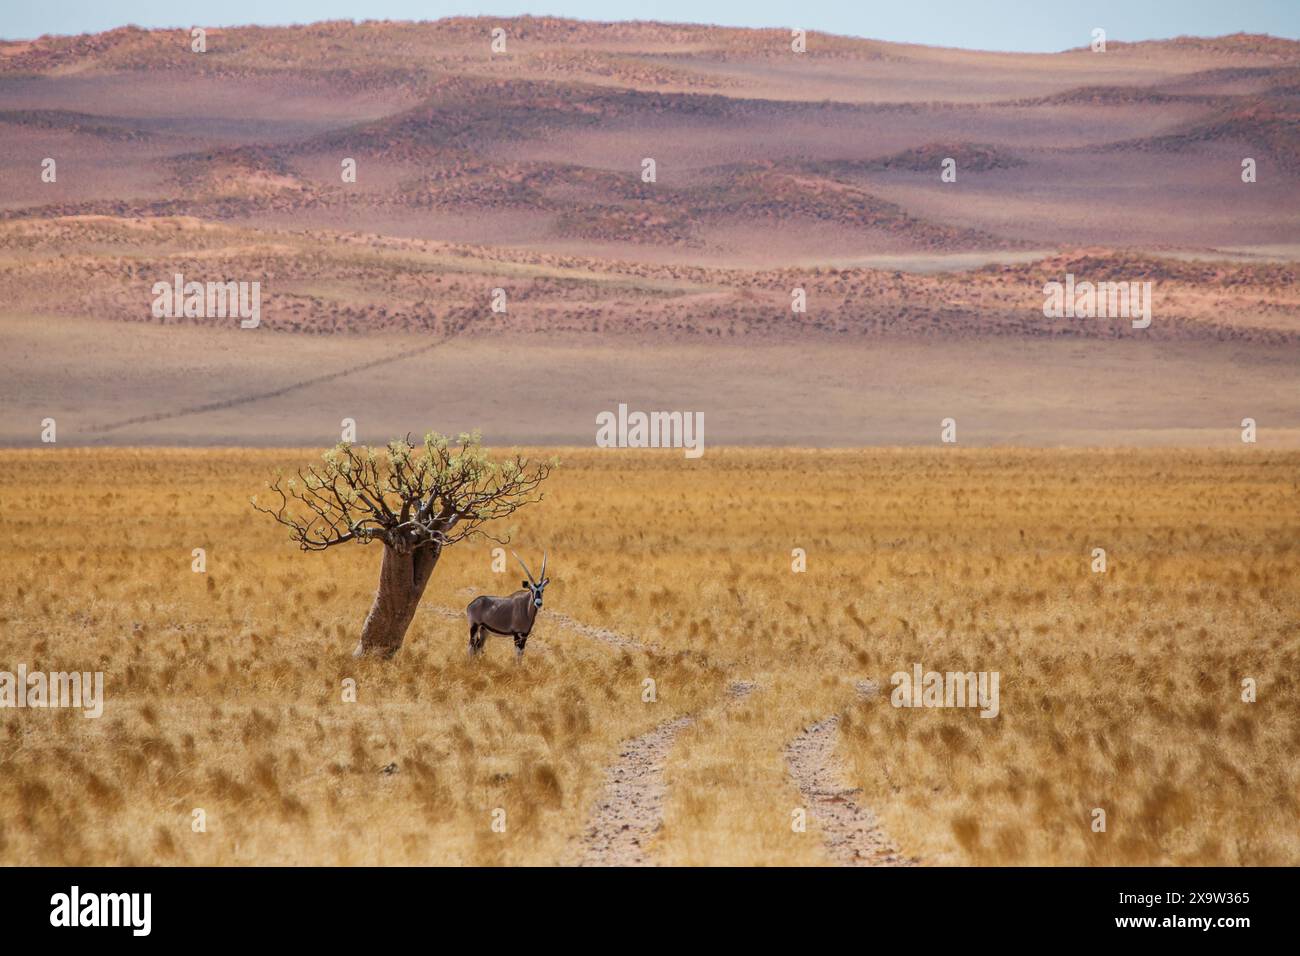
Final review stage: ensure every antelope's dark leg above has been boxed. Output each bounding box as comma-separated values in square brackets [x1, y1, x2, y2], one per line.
[513, 632, 527, 659]
[469, 623, 485, 658]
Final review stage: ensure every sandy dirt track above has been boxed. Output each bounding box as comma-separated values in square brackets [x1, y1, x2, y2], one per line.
[4, 316, 1299, 448]
[578, 680, 757, 866]
[785, 684, 918, 867]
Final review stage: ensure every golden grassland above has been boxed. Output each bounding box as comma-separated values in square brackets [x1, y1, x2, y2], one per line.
[0, 446, 1296, 865]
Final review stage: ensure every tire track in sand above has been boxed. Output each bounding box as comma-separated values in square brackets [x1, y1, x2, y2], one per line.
[578, 679, 756, 867]
[432, 603, 746, 866]
[543, 611, 651, 654]
[785, 680, 918, 866]
[86, 335, 447, 435]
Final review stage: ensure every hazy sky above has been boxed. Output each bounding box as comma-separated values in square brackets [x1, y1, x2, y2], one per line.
[3, 1, 1298, 51]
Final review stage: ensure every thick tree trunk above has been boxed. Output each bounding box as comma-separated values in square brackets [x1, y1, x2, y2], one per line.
[353, 543, 441, 659]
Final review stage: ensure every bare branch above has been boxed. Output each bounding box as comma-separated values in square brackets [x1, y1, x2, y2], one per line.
[253, 432, 554, 554]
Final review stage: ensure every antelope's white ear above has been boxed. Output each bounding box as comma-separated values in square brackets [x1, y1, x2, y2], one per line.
[541, 578, 550, 587]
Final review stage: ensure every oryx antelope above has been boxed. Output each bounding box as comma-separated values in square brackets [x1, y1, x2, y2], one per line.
[466, 551, 549, 659]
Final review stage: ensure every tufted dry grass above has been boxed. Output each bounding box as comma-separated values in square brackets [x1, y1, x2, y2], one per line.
[0, 447, 1295, 864]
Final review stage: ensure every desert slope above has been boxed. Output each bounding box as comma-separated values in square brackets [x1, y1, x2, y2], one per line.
[0, 18, 1296, 445]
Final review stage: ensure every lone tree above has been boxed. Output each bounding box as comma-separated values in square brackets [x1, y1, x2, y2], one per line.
[253, 432, 552, 659]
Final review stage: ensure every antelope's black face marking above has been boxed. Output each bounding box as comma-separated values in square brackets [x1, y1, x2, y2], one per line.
[523, 578, 549, 609]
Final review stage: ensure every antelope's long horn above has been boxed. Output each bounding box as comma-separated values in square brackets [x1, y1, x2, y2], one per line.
[512, 550, 536, 585]
[539, 550, 547, 582]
